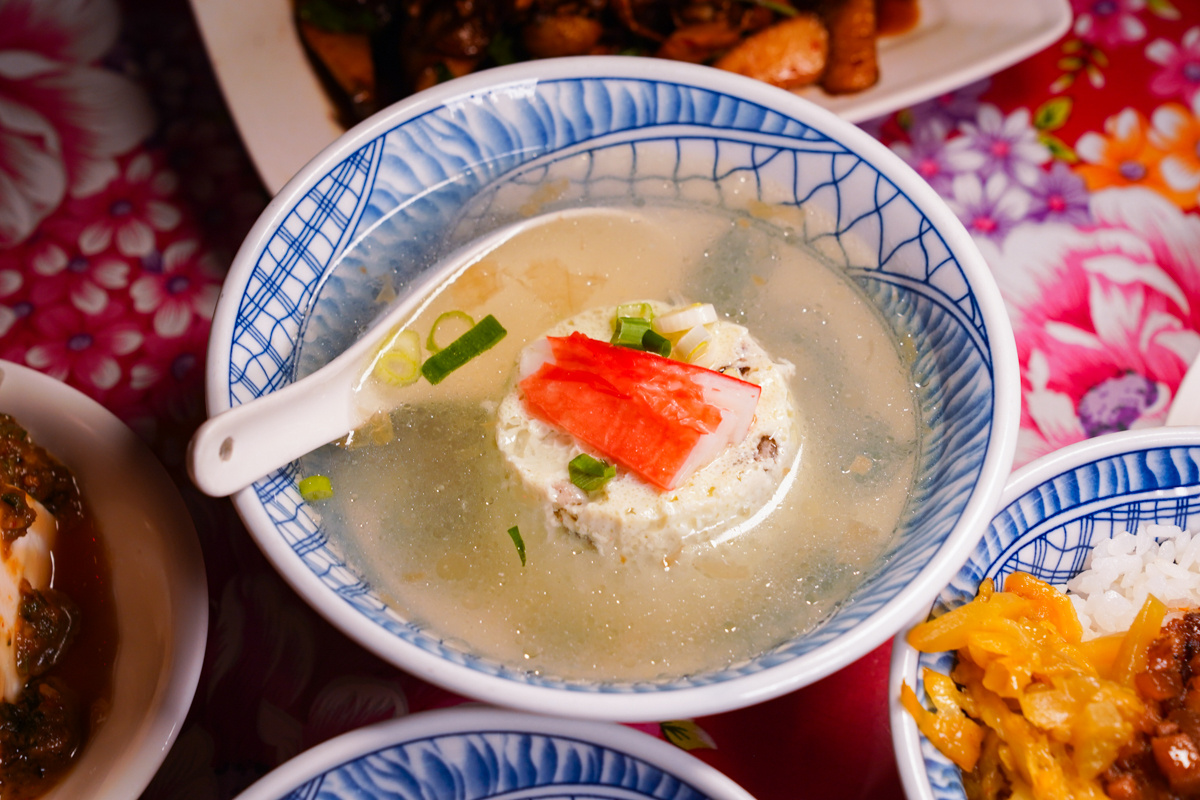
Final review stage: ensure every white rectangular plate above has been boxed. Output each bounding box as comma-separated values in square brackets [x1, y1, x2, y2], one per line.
[190, 0, 1072, 195]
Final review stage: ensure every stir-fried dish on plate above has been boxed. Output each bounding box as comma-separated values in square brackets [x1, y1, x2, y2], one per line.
[295, 0, 919, 124]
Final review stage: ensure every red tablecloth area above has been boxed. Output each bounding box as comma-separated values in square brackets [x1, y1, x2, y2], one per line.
[3, 1, 1200, 798]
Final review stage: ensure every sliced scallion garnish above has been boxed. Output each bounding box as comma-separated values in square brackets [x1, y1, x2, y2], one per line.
[655, 303, 718, 334]
[568, 453, 616, 492]
[298, 474, 334, 502]
[421, 314, 507, 385]
[426, 310, 475, 353]
[507, 525, 526, 566]
[674, 325, 711, 363]
[616, 302, 654, 321]
[372, 328, 422, 386]
[611, 316, 654, 349]
[642, 329, 673, 358]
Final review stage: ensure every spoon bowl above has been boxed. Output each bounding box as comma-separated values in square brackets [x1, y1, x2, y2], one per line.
[188, 207, 619, 497]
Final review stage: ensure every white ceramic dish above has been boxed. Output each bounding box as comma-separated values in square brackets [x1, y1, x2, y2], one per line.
[234, 706, 755, 800]
[201, 57, 1019, 722]
[189, 0, 1072, 194]
[0, 361, 208, 800]
[890, 427, 1200, 800]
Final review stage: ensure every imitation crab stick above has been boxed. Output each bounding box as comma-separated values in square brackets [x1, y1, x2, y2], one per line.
[518, 332, 761, 491]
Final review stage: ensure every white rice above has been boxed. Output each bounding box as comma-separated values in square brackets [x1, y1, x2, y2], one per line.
[1058, 523, 1200, 640]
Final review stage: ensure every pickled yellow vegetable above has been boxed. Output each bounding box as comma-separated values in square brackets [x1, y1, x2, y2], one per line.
[902, 572, 1154, 800]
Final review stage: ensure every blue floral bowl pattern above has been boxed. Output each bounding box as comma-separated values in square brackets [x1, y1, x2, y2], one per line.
[890, 428, 1200, 800]
[233, 707, 754, 800]
[208, 57, 1018, 720]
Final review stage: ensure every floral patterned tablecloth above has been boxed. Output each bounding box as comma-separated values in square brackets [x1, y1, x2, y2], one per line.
[2, 1, 1199, 798]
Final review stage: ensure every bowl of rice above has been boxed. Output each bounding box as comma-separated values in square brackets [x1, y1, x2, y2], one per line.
[890, 426, 1200, 800]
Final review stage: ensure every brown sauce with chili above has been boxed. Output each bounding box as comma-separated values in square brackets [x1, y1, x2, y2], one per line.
[0, 416, 116, 799]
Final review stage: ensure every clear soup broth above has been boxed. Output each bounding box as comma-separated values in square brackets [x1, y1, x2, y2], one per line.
[300, 202, 920, 682]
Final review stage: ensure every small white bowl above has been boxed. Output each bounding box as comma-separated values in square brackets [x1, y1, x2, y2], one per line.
[205, 57, 1019, 721]
[234, 705, 754, 800]
[0, 360, 208, 799]
[890, 427, 1200, 800]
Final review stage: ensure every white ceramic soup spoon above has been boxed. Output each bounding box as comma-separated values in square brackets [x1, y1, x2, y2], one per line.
[188, 207, 625, 497]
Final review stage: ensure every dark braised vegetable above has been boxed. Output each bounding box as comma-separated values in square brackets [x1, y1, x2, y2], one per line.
[295, 0, 919, 125]
[0, 416, 80, 526]
[0, 678, 83, 796]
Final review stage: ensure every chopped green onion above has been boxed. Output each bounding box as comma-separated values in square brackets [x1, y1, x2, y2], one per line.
[655, 303, 718, 334]
[616, 302, 654, 321]
[569, 453, 616, 492]
[642, 329, 673, 358]
[426, 310, 475, 353]
[372, 328, 422, 386]
[298, 474, 334, 503]
[421, 314, 507, 385]
[674, 325, 711, 363]
[611, 316, 653, 349]
[507, 525, 526, 566]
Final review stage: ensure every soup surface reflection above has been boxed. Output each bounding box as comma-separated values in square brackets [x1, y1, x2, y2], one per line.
[300, 204, 920, 681]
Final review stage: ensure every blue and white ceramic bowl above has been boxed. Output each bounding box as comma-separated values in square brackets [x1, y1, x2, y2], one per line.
[890, 427, 1200, 800]
[234, 706, 754, 800]
[205, 57, 1019, 721]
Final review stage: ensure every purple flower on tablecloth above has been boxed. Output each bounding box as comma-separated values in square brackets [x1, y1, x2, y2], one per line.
[73, 152, 181, 258]
[906, 79, 991, 132]
[1146, 26, 1200, 104]
[0, 0, 153, 248]
[944, 106, 1051, 187]
[28, 243, 129, 315]
[1027, 162, 1093, 226]
[979, 187, 1200, 466]
[129, 238, 220, 337]
[944, 172, 1031, 241]
[124, 320, 211, 447]
[23, 299, 142, 391]
[1072, 0, 1147, 48]
[889, 118, 965, 195]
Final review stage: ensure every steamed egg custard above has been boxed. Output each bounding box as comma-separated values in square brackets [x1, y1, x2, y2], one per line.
[299, 205, 921, 681]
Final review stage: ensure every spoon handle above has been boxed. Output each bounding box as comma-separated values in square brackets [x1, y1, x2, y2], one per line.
[187, 372, 356, 497]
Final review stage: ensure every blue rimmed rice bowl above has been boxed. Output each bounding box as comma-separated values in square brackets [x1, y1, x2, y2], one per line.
[890, 427, 1200, 800]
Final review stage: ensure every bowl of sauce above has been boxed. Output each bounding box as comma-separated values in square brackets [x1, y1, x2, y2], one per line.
[0, 360, 207, 799]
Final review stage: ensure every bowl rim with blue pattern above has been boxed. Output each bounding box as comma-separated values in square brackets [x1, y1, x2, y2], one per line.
[233, 705, 755, 800]
[204, 55, 1019, 722]
[889, 426, 1200, 800]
